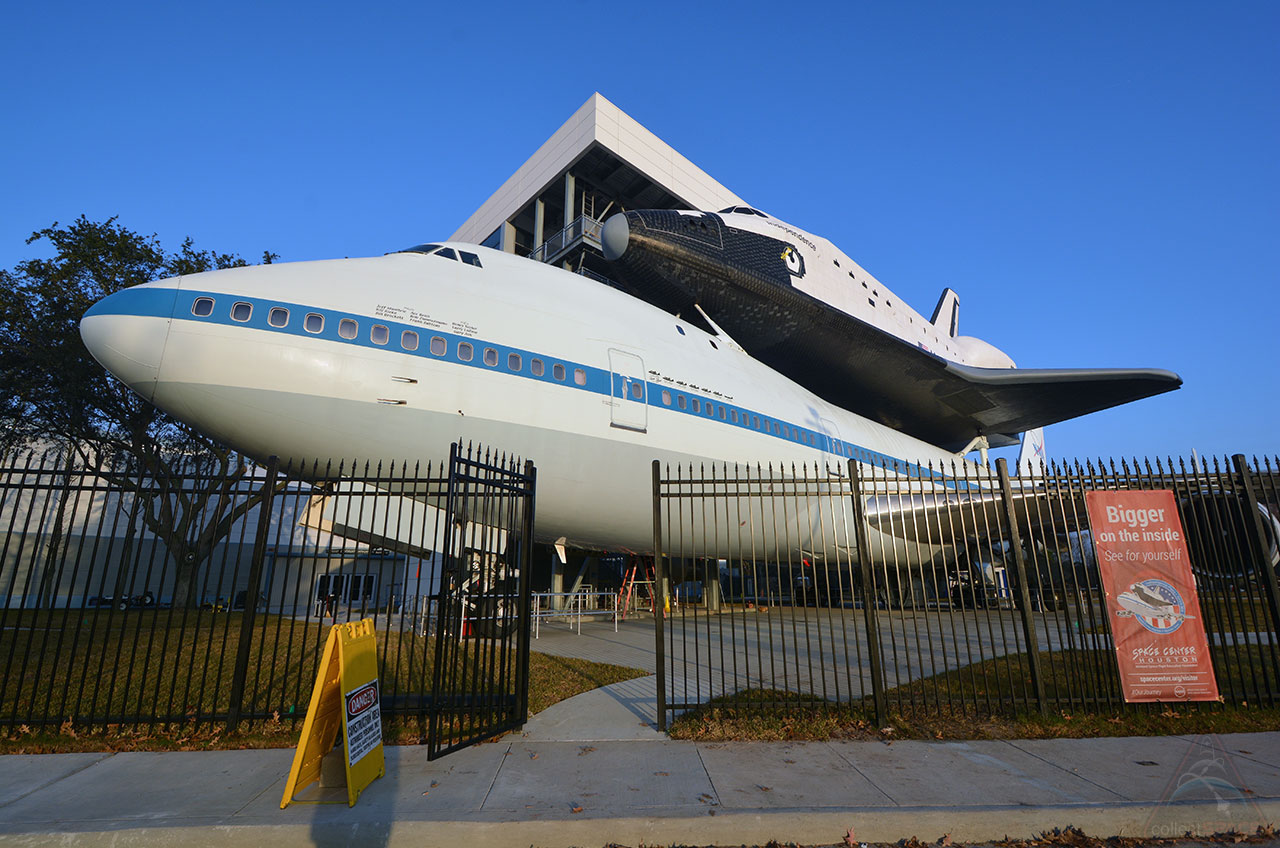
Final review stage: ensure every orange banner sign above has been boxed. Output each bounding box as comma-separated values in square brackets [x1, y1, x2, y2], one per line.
[1085, 490, 1219, 703]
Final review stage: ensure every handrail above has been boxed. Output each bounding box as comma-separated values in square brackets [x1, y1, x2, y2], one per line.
[527, 215, 604, 263]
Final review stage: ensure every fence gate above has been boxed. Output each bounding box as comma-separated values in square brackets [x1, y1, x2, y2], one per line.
[427, 444, 536, 759]
[0, 443, 535, 758]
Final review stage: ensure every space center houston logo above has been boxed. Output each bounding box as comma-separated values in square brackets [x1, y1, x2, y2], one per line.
[344, 681, 382, 767]
[1086, 490, 1219, 703]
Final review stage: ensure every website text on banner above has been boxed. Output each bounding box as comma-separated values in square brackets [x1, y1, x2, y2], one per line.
[1085, 490, 1219, 703]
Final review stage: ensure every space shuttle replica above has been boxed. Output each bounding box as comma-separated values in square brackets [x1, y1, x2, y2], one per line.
[600, 206, 1180, 454]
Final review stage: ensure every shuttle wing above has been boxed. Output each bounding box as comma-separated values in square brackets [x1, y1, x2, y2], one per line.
[602, 210, 1181, 452]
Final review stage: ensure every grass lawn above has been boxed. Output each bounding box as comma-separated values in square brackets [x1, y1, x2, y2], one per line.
[669, 645, 1280, 742]
[0, 609, 646, 753]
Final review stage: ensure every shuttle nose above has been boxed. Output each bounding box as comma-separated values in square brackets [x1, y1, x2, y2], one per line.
[600, 213, 630, 261]
[79, 285, 178, 403]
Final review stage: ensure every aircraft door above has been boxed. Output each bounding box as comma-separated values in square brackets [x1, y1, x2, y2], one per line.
[608, 349, 647, 433]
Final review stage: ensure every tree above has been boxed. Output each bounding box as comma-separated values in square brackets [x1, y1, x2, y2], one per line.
[0, 216, 282, 606]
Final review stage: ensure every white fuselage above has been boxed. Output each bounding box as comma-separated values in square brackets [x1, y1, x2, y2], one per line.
[81, 244, 979, 553]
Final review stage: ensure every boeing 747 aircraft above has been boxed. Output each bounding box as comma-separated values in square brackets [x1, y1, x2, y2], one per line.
[78, 238, 1176, 556]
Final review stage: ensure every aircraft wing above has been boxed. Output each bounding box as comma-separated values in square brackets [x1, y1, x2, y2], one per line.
[862, 486, 1091, 545]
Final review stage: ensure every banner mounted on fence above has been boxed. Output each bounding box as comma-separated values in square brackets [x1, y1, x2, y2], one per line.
[281, 618, 385, 808]
[1086, 490, 1219, 703]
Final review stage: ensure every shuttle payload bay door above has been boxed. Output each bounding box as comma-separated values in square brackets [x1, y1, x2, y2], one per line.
[608, 349, 647, 433]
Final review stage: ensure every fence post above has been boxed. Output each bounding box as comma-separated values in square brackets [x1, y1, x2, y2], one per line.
[996, 458, 1047, 715]
[847, 459, 886, 726]
[516, 459, 537, 723]
[227, 455, 280, 732]
[652, 460, 668, 731]
[1232, 454, 1280, 700]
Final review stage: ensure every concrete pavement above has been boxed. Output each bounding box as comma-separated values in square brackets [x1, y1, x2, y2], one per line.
[2, 675, 1279, 846]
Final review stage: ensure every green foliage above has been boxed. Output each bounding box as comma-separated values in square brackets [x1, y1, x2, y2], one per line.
[0, 216, 248, 454]
[0, 216, 279, 605]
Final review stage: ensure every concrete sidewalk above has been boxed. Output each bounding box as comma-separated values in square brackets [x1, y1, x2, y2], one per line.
[2, 676, 1279, 847]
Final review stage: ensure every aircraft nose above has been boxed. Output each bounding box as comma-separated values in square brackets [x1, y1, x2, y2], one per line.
[79, 285, 178, 403]
[600, 213, 630, 261]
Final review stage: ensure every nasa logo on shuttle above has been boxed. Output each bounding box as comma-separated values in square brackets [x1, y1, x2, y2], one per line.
[780, 245, 805, 278]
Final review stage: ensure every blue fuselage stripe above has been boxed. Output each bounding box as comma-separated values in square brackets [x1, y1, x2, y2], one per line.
[94, 285, 965, 486]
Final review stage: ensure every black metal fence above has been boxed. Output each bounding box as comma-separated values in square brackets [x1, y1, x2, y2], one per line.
[0, 443, 535, 755]
[652, 455, 1280, 728]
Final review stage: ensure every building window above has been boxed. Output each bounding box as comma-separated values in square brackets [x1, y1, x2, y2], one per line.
[231, 302, 252, 322]
[402, 330, 419, 351]
[458, 341, 473, 362]
[338, 318, 358, 339]
[371, 324, 389, 345]
[268, 307, 289, 328]
[305, 313, 324, 333]
[430, 336, 445, 355]
[192, 297, 214, 317]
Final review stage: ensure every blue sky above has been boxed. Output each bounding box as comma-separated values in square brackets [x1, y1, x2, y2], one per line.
[3, 1, 1276, 463]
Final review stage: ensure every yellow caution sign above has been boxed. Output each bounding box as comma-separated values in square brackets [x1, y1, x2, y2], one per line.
[281, 618, 385, 808]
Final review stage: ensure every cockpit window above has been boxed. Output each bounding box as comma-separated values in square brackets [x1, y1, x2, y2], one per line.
[397, 244, 441, 255]
[717, 206, 769, 218]
[435, 248, 458, 261]
[459, 251, 482, 267]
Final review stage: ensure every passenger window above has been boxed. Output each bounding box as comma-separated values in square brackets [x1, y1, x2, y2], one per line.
[661, 390, 672, 406]
[338, 318, 358, 339]
[677, 395, 687, 410]
[718, 406, 726, 420]
[459, 251, 482, 267]
[531, 358, 544, 377]
[705, 404, 714, 417]
[508, 352, 521, 371]
[483, 347, 498, 366]
[458, 341, 473, 362]
[371, 324, 389, 345]
[730, 410, 738, 424]
[434, 248, 458, 261]
[691, 398, 701, 413]
[231, 302, 252, 322]
[402, 330, 419, 351]
[553, 363, 565, 381]
[752, 415, 760, 428]
[629, 381, 642, 400]
[268, 307, 289, 327]
[305, 313, 324, 333]
[573, 368, 586, 386]
[430, 336, 445, 355]
[192, 297, 215, 317]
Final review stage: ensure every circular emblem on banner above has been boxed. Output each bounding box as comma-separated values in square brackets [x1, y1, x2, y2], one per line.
[1116, 578, 1186, 634]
